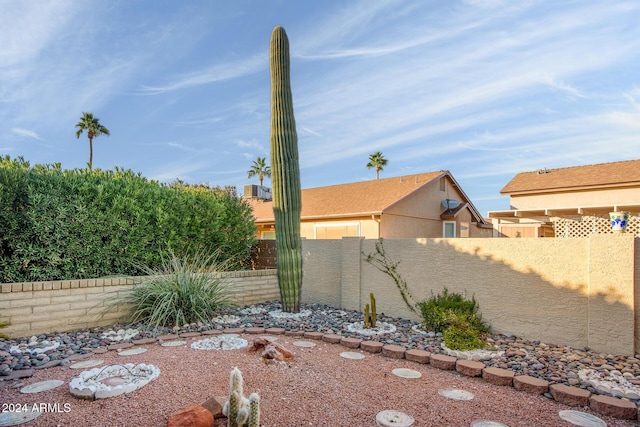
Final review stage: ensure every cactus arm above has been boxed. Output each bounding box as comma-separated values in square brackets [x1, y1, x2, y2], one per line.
[270, 25, 303, 313]
[248, 393, 260, 427]
[228, 390, 240, 427]
[364, 303, 371, 328]
[371, 293, 377, 327]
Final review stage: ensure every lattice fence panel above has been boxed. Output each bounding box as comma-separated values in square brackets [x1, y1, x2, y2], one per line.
[552, 215, 640, 238]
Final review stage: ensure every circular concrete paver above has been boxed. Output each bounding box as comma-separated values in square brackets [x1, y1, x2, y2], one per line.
[20, 380, 64, 394]
[293, 341, 316, 348]
[160, 340, 187, 347]
[340, 351, 365, 360]
[558, 410, 606, 427]
[0, 408, 42, 426]
[375, 410, 415, 427]
[438, 388, 475, 401]
[118, 348, 147, 356]
[392, 368, 422, 379]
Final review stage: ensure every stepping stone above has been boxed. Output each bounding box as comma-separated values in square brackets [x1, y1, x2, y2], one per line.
[558, 410, 606, 427]
[430, 354, 457, 370]
[118, 348, 147, 356]
[550, 384, 591, 407]
[392, 368, 422, 379]
[438, 388, 474, 401]
[482, 367, 514, 386]
[375, 410, 415, 427]
[0, 408, 41, 425]
[456, 360, 485, 377]
[589, 394, 637, 420]
[340, 352, 365, 360]
[284, 330, 304, 336]
[161, 340, 187, 347]
[361, 341, 384, 353]
[223, 327, 244, 334]
[202, 330, 223, 336]
[70, 359, 103, 369]
[265, 327, 286, 335]
[244, 327, 265, 335]
[513, 375, 549, 395]
[91, 348, 108, 354]
[292, 341, 316, 348]
[340, 337, 362, 349]
[20, 380, 64, 394]
[470, 421, 508, 427]
[303, 331, 324, 340]
[382, 345, 406, 359]
[322, 334, 343, 344]
[405, 349, 430, 364]
[66, 353, 92, 361]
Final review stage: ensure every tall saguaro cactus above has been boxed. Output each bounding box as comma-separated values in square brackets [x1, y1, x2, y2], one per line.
[270, 25, 302, 313]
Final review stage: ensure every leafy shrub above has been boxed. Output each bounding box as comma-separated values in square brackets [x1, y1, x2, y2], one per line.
[416, 287, 488, 334]
[0, 320, 10, 339]
[109, 250, 235, 328]
[442, 317, 486, 350]
[0, 156, 257, 282]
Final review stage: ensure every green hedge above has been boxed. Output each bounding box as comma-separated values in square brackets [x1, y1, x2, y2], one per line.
[0, 156, 257, 282]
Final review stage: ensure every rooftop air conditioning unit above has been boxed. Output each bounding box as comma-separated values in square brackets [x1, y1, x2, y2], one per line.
[244, 184, 272, 201]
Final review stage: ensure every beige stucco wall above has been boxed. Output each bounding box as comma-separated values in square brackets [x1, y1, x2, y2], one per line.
[300, 217, 380, 239]
[510, 187, 640, 210]
[300, 235, 638, 355]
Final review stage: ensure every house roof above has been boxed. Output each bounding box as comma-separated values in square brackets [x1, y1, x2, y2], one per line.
[501, 159, 640, 195]
[249, 171, 486, 224]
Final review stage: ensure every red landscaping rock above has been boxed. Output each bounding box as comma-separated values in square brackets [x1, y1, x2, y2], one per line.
[513, 375, 549, 395]
[456, 360, 485, 377]
[550, 383, 590, 407]
[341, 337, 362, 348]
[322, 334, 343, 344]
[382, 345, 406, 359]
[265, 327, 286, 335]
[167, 403, 213, 427]
[201, 396, 226, 419]
[245, 327, 266, 335]
[405, 349, 430, 364]
[430, 354, 457, 370]
[361, 341, 384, 353]
[482, 367, 515, 386]
[304, 331, 324, 340]
[589, 394, 637, 420]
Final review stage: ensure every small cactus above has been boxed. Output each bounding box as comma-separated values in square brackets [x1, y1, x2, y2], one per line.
[223, 367, 260, 427]
[364, 293, 377, 328]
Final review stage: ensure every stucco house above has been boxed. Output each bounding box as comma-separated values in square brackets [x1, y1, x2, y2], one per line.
[248, 171, 492, 239]
[489, 159, 640, 237]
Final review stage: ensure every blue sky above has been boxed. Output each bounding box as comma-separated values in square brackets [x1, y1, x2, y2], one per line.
[1, 1, 639, 216]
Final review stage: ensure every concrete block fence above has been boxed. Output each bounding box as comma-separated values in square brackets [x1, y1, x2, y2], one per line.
[0, 270, 279, 337]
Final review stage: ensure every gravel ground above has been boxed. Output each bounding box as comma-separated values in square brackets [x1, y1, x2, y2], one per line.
[1, 335, 638, 427]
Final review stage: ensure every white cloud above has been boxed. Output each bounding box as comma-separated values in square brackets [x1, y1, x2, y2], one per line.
[11, 128, 43, 141]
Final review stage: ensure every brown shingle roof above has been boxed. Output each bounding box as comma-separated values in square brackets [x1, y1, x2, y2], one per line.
[500, 159, 640, 195]
[250, 171, 444, 222]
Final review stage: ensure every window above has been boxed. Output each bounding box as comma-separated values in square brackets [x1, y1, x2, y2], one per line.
[443, 221, 456, 238]
[314, 223, 360, 239]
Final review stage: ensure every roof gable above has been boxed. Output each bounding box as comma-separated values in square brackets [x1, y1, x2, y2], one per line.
[501, 159, 640, 195]
[250, 171, 486, 224]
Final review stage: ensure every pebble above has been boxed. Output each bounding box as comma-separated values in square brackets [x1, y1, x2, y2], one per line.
[2, 301, 640, 405]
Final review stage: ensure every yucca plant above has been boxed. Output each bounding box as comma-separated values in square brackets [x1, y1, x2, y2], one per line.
[106, 250, 235, 328]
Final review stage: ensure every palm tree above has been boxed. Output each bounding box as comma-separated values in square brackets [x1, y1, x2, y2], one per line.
[247, 157, 271, 186]
[367, 151, 388, 179]
[75, 112, 110, 170]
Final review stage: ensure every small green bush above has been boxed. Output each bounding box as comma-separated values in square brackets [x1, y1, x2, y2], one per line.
[442, 317, 486, 350]
[107, 250, 235, 328]
[416, 287, 488, 334]
[0, 320, 10, 339]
